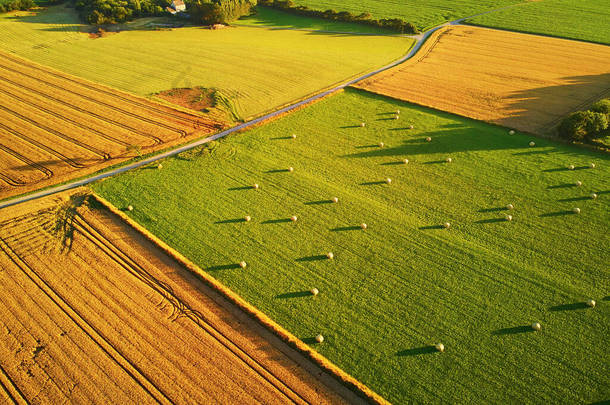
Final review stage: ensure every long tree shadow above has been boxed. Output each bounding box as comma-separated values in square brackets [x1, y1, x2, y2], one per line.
[550, 302, 589, 311]
[492, 326, 534, 335]
[276, 291, 312, 299]
[396, 346, 437, 356]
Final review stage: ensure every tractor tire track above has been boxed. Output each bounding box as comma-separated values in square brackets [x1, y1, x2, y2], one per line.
[0, 61, 190, 138]
[72, 213, 308, 405]
[0, 362, 28, 405]
[0, 52, 209, 127]
[0, 236, 172, 405]
[0, 75, 164, 146]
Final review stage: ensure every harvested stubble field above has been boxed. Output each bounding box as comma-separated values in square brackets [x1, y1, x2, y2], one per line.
[0, 189, 364, 404]
[94, 88, 610, 403]
[354, 25, 610, 135]
[0, 51, 221, 201]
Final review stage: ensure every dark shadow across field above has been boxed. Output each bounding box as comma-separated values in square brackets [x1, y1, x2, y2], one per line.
[276, 291, 312, 299]
[492, 326, 534, 335]
[549, 302, 589, 311]
[396, 346, 437, 356]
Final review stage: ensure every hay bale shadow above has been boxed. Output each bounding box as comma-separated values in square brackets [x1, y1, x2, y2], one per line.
[396, 346, 437, 356]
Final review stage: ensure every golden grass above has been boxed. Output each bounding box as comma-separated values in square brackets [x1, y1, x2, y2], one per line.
[354, 25, 610, 134]
[0, 189, 369, 404]
[0, 51, 222, 200]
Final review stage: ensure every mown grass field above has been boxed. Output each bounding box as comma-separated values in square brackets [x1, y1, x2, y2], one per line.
[93, 88, 609, 403]
[467, 0, 610, 45]
[288, 0, 523, 30]
[238, 6, 393, 34]
[0, 5, 411, 119]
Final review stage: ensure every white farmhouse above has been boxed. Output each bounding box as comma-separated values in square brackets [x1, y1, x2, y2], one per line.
[171, 0, 186, 12]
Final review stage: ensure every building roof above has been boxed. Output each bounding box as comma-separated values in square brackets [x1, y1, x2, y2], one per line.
[172, 0, 184, 6]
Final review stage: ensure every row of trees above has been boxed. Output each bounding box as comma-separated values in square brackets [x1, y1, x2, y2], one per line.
[257, 0, 419, 34]
[75, 0, 169, 24]
[558, 99, 610, 143]
[0, 0, 35, 13]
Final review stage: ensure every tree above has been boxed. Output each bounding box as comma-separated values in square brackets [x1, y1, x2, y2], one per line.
[189, 0, 256, 24]
[558, 110, 608, 141]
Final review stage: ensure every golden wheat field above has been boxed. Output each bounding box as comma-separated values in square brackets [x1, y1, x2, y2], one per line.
[354, 25, 610, 134]
[0, 51, 223, 201]
[0, 189, 364, 404]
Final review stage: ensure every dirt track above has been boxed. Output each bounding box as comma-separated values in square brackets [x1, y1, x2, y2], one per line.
[354, 25, 610, 134]
[0, 51, 223, 201]
[0, 190, 364, 404]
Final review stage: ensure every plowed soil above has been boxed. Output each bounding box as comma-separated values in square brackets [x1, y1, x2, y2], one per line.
[0, 190, 363, 404]
[0, 51, 224, 201]
[354, 25, 610, 134]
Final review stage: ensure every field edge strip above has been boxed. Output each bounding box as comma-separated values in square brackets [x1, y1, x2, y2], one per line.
[89, 192, 391, 405]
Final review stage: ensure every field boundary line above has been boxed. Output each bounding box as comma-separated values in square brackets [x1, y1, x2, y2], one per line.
[0, 236, 173, 405]
[72, 212, 309, 405]
[90, 192, 390, 405]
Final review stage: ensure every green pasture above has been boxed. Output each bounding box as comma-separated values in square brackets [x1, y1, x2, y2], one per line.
[93, 88, 609, 403]
[467, 0, 610, 45]
[286, 0, 523, 31]
[0, 5, 410, 119]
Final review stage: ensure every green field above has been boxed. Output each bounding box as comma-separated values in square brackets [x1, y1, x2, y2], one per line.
[238, 6, 394, 34]
[0, 5, 410, 119]
[93, 88, 609, 403]
[287, 0, 523, 31]
[468, 0, 610, 45]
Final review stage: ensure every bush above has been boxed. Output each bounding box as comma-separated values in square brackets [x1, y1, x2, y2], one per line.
[558, 110, 608, 141]
[590, 98, 610, 115]
[0, 0, 35, 13]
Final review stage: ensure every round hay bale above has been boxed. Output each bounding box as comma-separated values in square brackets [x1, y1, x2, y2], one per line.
[394, 115, 399, 120]
[403, 158, 409, 164]
[443, 222, 451, 229]
[509, 130, 515, 135]
[315, 334, 324, 343]
[573, 207, 581, 214]
[575, 181, 582, 187]
[506, 204, 514, 210]
[531, 322, 542, 331]
[360, 122, 366, 128]
[586, 299, 596, 308]
[379, 142, 385, 148]
[253, 183, 259, 190]
[239, 261, 247, 269]
[591, 193, 598, 199]
[127, 205, 133, 212]
[590, 162, 596, 169]
[425, 137, 432, 142]
[326, 252, 334, 260]
[529, 141, 536, 147]
[157, 164, 163, 169]
[310, 287, 319, 296]
[360, 223, 367, 230]
[292, 134, 297, 139]
[409, 125, 414, 130]
[290, 215, 298, 222]
[332, 197, 339, 203]
[435, 343, 445, 352]
[568, 164, 575, 170]
[244, 215, 251, 222]
[288, 167, 294, 173]
[396, 110, 400, 114]
[446, 157, 452, 163]
[505, 214, 513, 221]
[385, 178, 392, 184]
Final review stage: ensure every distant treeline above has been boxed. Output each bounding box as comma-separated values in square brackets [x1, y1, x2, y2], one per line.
[75, 0, 255, 25]
[257, 0, 419, 34]
[0, 0, 35, 13]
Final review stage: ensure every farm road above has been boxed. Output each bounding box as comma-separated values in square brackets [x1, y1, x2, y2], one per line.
[0, 3, 525, 210]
